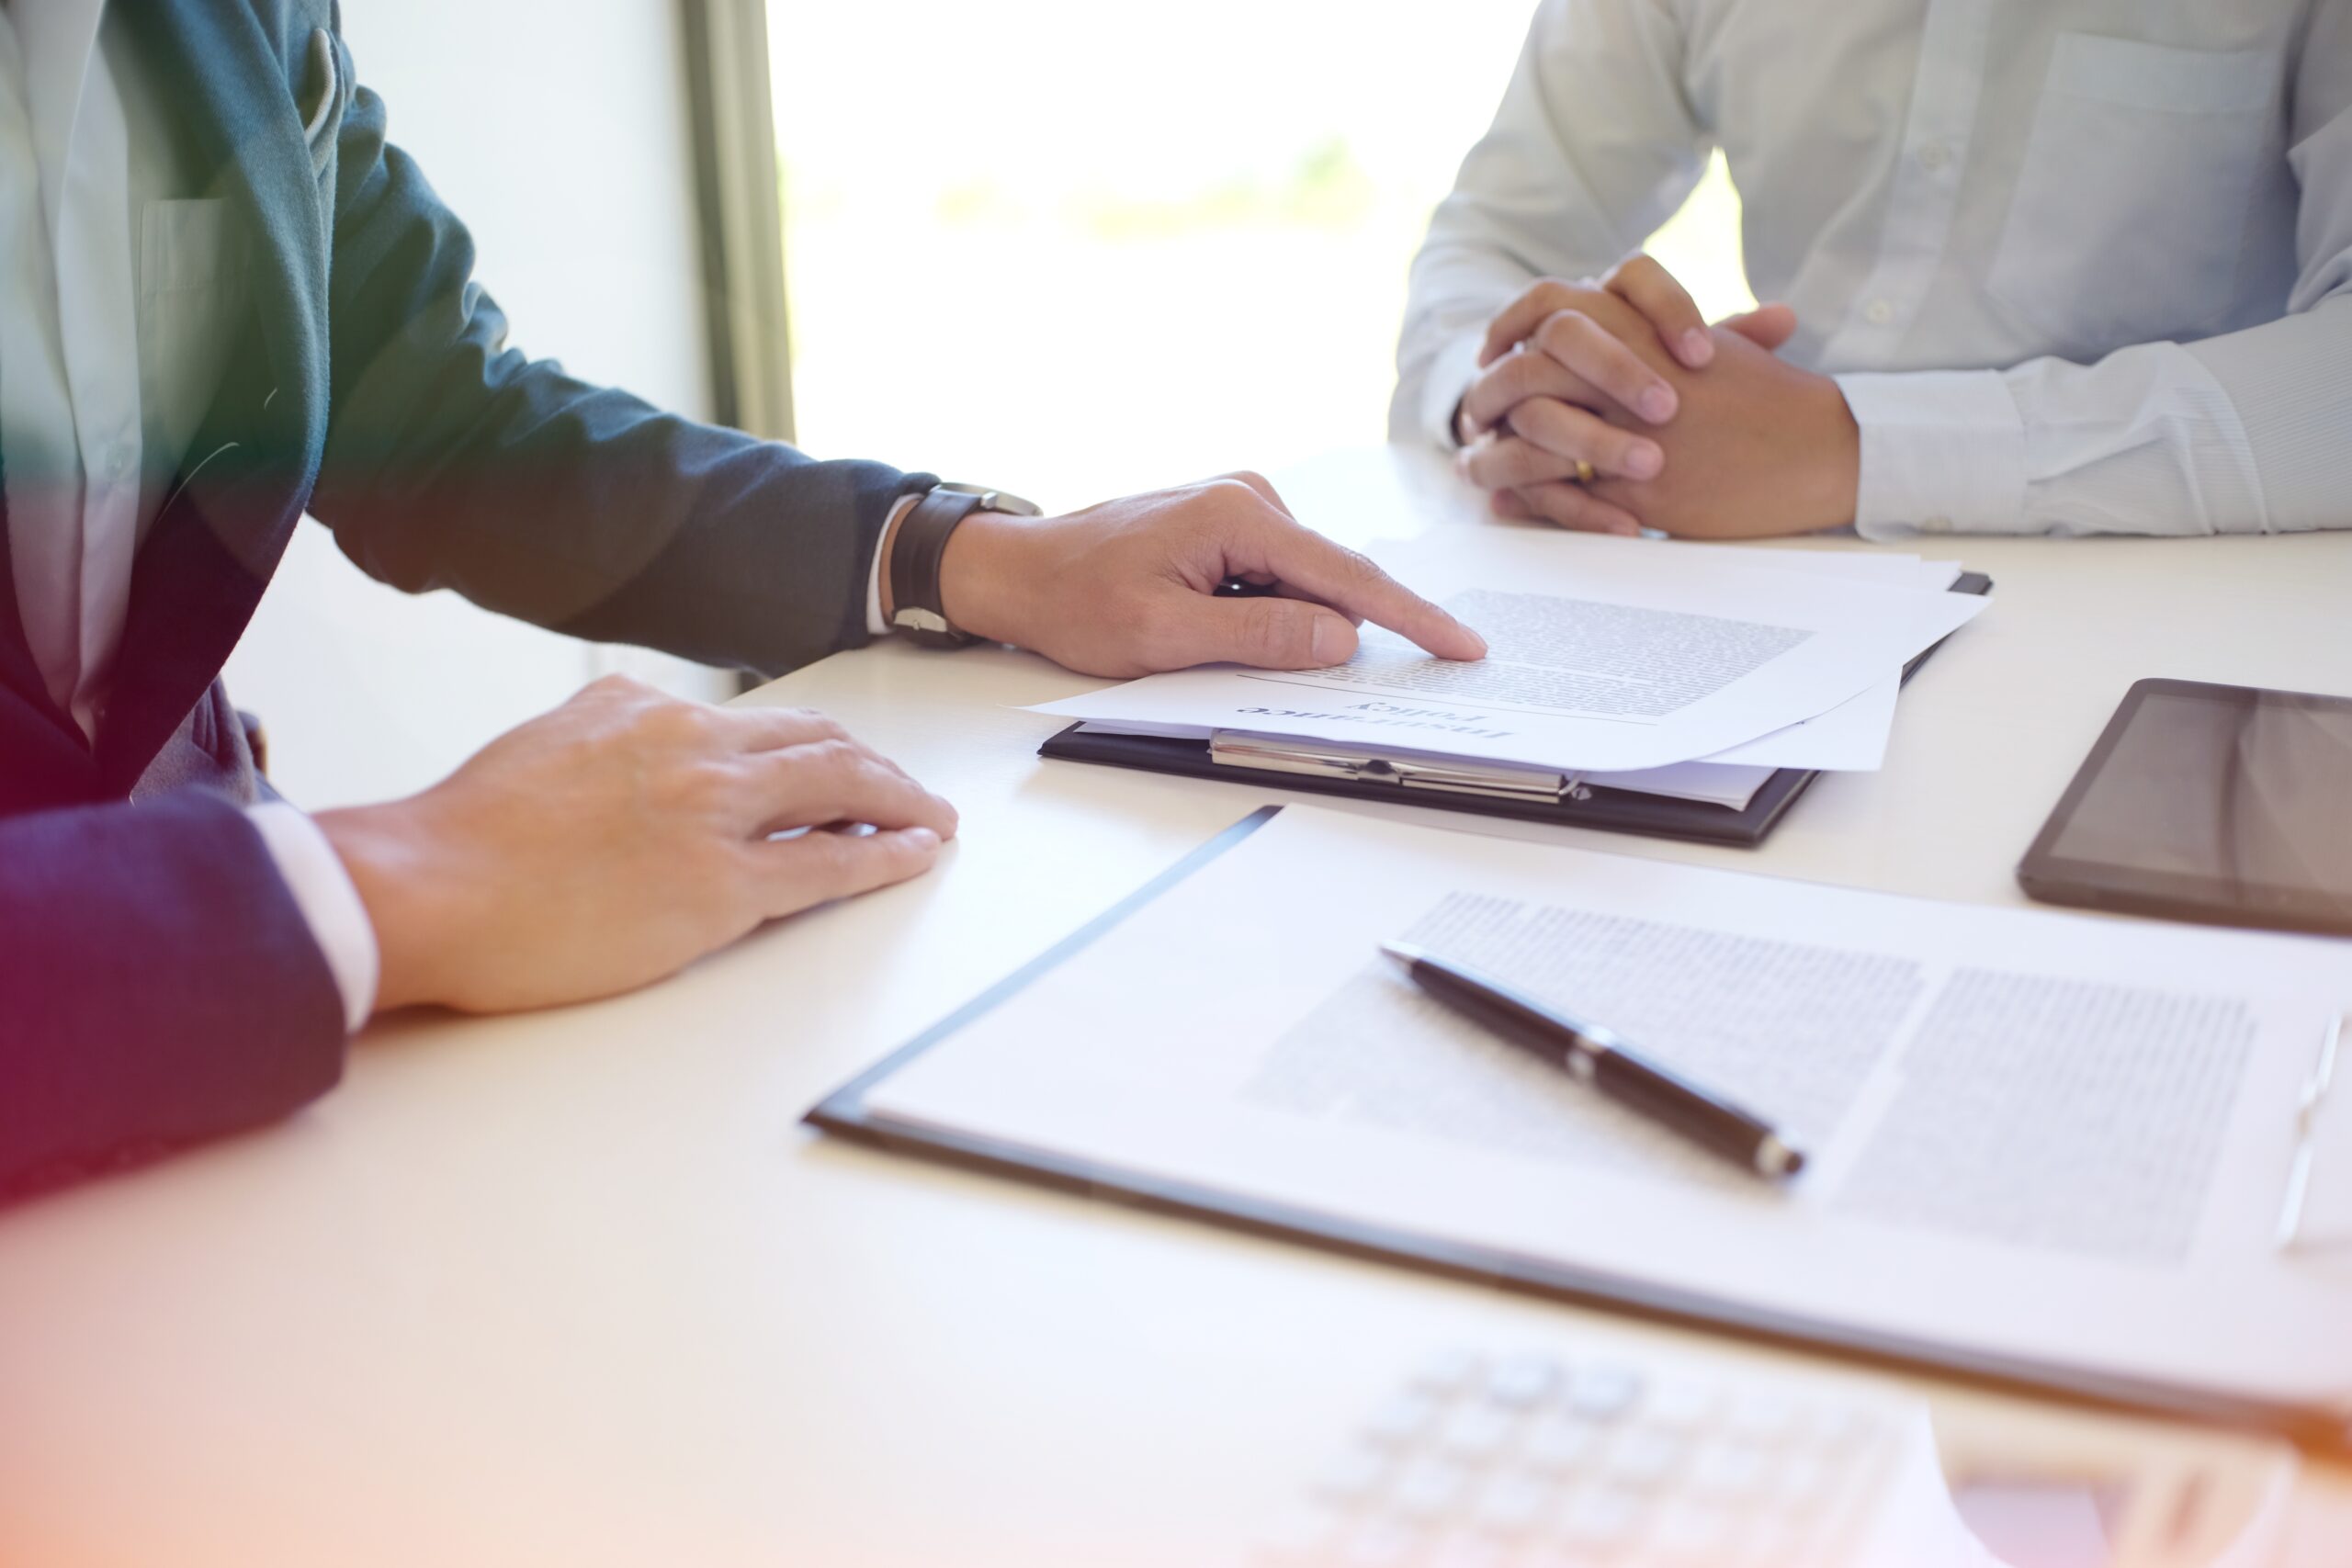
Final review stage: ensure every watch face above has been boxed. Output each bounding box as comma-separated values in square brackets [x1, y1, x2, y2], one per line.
[892, 607, 954, 635]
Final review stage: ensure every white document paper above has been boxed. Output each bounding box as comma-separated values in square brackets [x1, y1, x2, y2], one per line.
[1706, 670, 1902, 771]
[1421, 540, 1963, 773]
[1377, 537, 1970, 775]
[1389, 542, 1966, 773]
[1568, 757, 1778, 807]
[1033, 533, 1984, 773]
[1696, 553, 1964, 770]
[855, 807, 2352, 1416]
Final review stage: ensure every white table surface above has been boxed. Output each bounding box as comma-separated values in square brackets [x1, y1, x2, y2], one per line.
[4, 446, 2349, 1567]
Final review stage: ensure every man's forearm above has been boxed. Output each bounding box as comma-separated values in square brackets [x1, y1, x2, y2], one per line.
[1833, 299, 2351, 538]
[2185, 296, 2352, 535]
[317, 65, 934, 675]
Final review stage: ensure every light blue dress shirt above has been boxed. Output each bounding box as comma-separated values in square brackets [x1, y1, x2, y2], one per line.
[1396, 0, 2352, 539]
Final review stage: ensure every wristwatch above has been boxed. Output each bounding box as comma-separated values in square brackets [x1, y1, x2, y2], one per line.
[886, 482, 1041, 648]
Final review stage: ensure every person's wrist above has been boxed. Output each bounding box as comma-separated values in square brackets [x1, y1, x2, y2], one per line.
[1799, 371, 1863, 532]
[314, 800, 460, 1014]
[933, 508, 1035, 647]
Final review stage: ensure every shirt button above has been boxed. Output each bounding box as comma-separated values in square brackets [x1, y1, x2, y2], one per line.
[1917, 141, 1951, 172]
[1863, 299, 1895, 326]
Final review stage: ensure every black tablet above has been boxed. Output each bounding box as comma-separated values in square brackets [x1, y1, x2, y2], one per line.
[2018, 679, 2352, 937]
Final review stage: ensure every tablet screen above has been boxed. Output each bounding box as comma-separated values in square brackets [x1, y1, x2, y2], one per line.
[2023, 681, 2352, 932]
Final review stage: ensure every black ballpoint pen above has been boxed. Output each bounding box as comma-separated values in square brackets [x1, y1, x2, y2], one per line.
[1379, 941, 1807, 1180]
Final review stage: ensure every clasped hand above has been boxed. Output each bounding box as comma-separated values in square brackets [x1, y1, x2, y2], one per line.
[1453, 256, 1861, 539]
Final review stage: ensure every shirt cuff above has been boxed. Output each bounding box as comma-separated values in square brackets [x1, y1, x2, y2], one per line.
[1419, 328, 1488, 451]
[865, 493, 921, 637]
[1834, 370, 2030, 539]
[245, 801, 378, 1033]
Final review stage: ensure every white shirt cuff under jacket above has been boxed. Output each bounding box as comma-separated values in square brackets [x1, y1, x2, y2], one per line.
[245, 801, 379, 1033]
[1834, 369, 2030, 541]
[866, 493, 920, 637]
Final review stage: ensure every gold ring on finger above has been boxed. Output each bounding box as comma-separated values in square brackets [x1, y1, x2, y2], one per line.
[1573, 457, 1596, 485]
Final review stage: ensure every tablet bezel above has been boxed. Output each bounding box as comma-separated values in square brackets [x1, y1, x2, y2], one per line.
[2017, 677, 2352, 937]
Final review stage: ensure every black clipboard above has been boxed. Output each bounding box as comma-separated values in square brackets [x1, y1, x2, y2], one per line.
[808, 802, 2352, 1456]
[1038, 571, 1994, 847]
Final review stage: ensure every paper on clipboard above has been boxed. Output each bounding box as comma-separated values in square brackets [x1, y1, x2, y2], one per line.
[1031, 535, 1984, 774]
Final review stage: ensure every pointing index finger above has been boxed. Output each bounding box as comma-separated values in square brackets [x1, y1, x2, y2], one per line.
[1237, 518, 1486, 662]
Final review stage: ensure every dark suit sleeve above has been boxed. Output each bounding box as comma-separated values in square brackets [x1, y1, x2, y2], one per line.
[0, 794, 346, 1201]
[306, 33, 930, 677]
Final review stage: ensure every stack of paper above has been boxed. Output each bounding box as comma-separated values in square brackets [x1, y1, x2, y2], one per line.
[1032, 531, 1985, 809]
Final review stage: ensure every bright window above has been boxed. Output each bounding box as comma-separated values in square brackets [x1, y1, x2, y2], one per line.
[768, 3, 1751, 511]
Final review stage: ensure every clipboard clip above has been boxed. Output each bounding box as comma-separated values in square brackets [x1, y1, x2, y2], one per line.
[1208, 731, 1589, 805]
[2274, 1010, 2344, 1253]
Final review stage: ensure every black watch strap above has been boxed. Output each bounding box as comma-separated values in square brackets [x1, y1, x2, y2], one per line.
[886, 485, 1039, 649]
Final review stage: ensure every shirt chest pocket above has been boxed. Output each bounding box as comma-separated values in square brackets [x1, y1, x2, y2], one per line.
[1986, 34, 2275, 358]
[138, 199, 250, 468]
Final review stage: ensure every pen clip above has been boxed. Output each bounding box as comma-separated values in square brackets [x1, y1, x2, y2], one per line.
[2275, 1011, 2344, 1253]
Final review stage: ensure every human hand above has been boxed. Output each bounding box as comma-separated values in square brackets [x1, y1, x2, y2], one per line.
[1455, 255, 1798, 535]
[317, 676, 956, 1015]
[1495, 326, 1860, 539]
[924, 471, 1487, 678]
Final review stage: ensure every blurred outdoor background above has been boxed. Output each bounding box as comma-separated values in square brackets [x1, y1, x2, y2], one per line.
[770, 0, 1753, 512]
